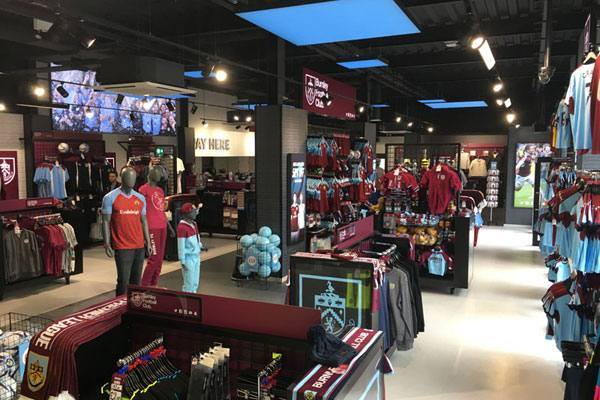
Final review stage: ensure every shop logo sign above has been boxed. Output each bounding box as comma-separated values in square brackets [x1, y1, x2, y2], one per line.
[0, 157, 16, 185]
[27, 352, 49, 391]
[305, 74, 317, 106]
[315, 281, 346, 335]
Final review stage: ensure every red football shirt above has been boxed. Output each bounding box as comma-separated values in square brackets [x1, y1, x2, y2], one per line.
[101, 188, 146, 249]
[420, 165, 462, 214]
[139, 184, 167, 230]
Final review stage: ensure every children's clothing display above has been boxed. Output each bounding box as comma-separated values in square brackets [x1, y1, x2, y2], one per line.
[177, 219, 202, 293]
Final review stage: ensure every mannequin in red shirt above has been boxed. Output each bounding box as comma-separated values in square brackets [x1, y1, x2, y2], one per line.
[102, 167, 151, 296]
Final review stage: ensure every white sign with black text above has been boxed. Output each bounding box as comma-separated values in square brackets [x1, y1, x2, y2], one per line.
[194, 129, 255, 157]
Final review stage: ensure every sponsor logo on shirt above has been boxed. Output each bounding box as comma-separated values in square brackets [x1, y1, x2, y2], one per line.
[27, 352, 49, 391]
[119, 210, 139, 215]
[151, 191, 164, 211]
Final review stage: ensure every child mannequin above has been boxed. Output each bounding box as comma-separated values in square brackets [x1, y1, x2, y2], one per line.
[177, 203, 203, 293]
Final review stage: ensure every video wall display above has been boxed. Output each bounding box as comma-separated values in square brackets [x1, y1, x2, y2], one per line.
[51, 69, 176, 135]
[513, 143, 553, 208]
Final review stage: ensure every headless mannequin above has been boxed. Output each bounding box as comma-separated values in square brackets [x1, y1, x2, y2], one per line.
[102, 167, 151, 296]
[140, 166, 176, 287]
[102, 168, 151, 257]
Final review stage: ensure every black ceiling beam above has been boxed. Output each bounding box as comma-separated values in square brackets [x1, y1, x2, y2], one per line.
[348, 12, 586, 50]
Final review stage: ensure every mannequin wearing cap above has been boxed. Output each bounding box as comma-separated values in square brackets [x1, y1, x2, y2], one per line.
[177, 203, 203, 293]
[139, 166, 176, 287]
[101, 167, 151, 296]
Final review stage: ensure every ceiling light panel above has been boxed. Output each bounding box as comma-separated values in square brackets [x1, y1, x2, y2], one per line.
[424, 101, 488, 109]
[237, 0, 420, 46]
[337, 58, 388, 69]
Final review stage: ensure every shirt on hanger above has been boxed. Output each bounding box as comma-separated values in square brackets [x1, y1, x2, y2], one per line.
[468, 158, 487, 177]
[459, 151, 471, 170]
[176, 157, 185, 194]
[590, 59, 600, 153]
[555, 100, 573, 150]
[420, 165, 462, 214]
[566, 63, 594, 152]
[51, 165, 70, 200]
[101, 188, 146, 249]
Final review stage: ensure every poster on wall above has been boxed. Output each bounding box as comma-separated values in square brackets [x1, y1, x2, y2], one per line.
[302, 68, 357, 120]
[0, 151, 19, 199]
[288, 154, 306, 245]
[513, 143, 554, 208]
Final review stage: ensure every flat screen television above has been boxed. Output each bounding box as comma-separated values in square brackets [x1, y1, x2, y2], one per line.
[513, 142, 553, 208]
[51, 69, 176, 135]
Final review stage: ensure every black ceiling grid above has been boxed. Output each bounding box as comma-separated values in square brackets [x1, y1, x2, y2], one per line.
[0, 0, 594, 134]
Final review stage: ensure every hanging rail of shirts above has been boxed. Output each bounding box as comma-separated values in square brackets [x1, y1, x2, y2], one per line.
[117, 336, 164, 367]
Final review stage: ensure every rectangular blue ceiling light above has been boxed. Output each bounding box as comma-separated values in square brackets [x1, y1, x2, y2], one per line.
[418, 99, 446, 104]
[184, 71, 216, 78]
[372, 104, 390, 108]
[425, 101, 488, 109]
[337, 59, 388, 69]
[236, 0, 420, 46]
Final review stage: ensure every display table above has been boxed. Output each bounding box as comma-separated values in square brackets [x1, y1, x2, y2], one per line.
[22, 287, 386, 400]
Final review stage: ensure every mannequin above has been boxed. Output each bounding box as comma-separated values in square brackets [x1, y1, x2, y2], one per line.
[177, 203, 202, 293]
[102, 167, 151, 296]
[140, 165, 176, 287]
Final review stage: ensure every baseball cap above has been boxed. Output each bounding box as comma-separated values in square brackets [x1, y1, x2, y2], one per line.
[181, 203, 197, 214]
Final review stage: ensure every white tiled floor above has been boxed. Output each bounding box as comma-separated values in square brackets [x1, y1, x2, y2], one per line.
[383, 225, 564, 399]
[1, 225, 566, 398]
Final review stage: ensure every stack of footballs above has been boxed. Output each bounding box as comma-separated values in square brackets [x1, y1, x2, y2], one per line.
[239, 226, 282, 278]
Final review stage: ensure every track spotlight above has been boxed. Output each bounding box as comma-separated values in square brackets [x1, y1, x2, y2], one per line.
[0, 104, 5, 112]
[130, 111, 136, 122]
[395, 116, 402, 123]
[245, 125, 251, 131]
[477, 40, 496, 70]
[355, 103, 365, 113]
[202, 120, 208, 127]
[504, 98, 512, 108]
[324, 93, 333, 107]
[236, 125, 241, 130]
[407, 122, 413, 128]
[515, 124, 521, 128]
[33, 86, 45, 97]
[215, 70, 227, 82]
[190, 104, 198, 114]
[492, 82, 503, 93]
[427, 126, 434, 133]
[45, 18, 95, 48]
[166, 101, 175, 112]
[506, 112, 516, 124]
[245, 115, 252, 122]
[56, 85, 69, 98]
[233, 115, 239, 121]
[496, 99, 503, 106]
[470, 36, 485, 50]
[116, 94, 124, 105]
[85, 107, 94, 118]
[202, 63, 215, 79]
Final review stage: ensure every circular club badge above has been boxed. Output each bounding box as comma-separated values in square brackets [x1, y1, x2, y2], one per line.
[247, 255, 258, 267]
[272, 253, 279, 264]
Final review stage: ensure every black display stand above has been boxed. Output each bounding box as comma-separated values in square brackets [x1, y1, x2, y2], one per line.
[418, 215, 474, 294]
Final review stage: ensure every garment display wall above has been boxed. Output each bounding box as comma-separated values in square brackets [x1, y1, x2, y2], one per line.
[0, 198, 83, 300]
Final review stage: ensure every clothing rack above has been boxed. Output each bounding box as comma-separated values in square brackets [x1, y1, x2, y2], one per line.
[117, 336, 164, 367]
[0, 198, 84, 300]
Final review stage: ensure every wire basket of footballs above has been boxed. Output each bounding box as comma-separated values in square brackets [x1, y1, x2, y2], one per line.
[0, 313, 52, 399]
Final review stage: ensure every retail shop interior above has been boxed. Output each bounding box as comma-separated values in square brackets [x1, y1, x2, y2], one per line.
[0, 1, 599, 399]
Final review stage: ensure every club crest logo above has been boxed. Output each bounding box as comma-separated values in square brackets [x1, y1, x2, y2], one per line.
[304, 390, 317, 400]
[27, 352, 49, 391]
[131, 292, 144, 307]
[305, 74, 317, 106]
[0, 158, 15, 185]
[315, 281, 346, 335]
[151, 192, 164, 211]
